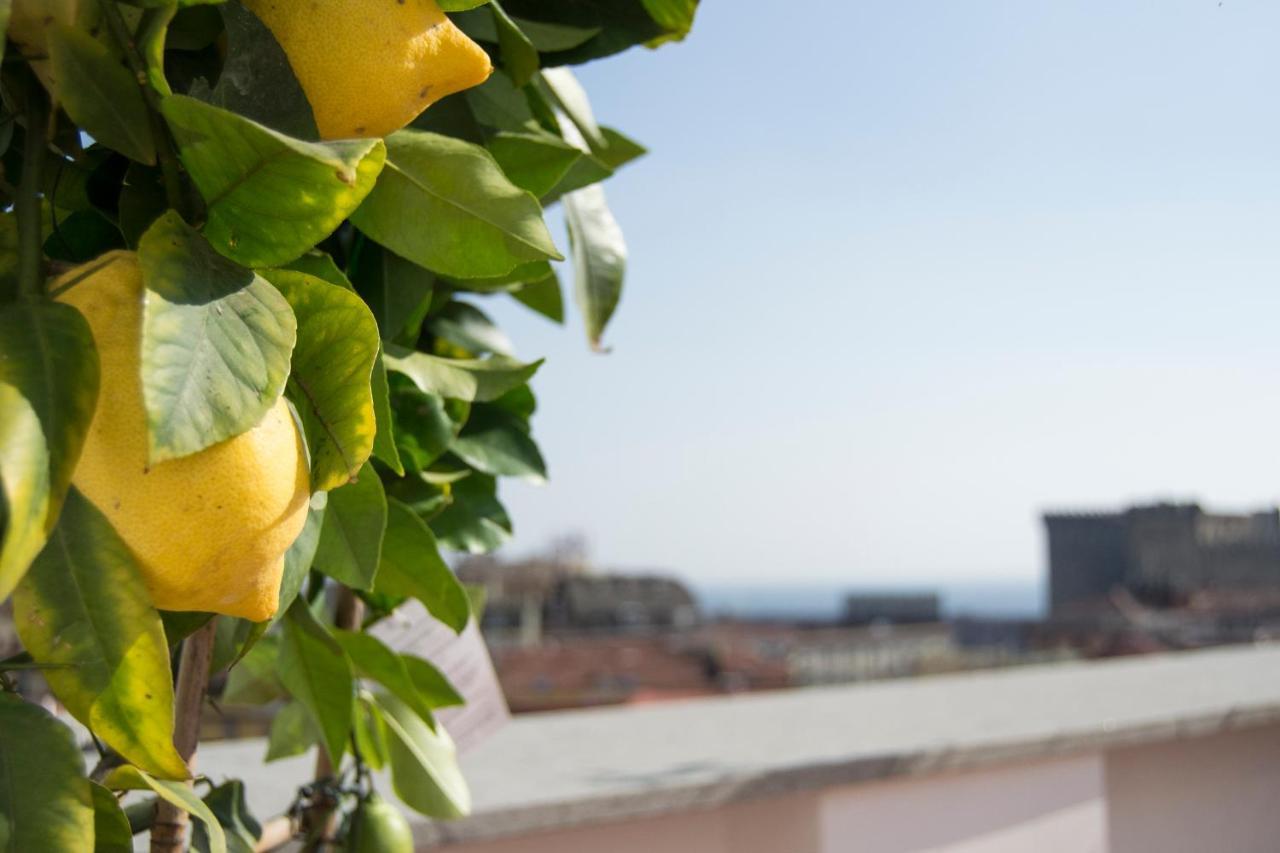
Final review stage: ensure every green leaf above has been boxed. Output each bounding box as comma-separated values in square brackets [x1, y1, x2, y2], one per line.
[401, 655, 465, 708]
[389, 378, 468, 474]
[428, 301, 515, 357]
[539, 67, 606, 150]
[334, 630, 436, 724]
[314, 462, 387, 591]
[350, 244, 436, 345]
[162, 95, 385, 267]
[541, 149, 612, 203]
[385, 347, 541, 403]
[279, 599, 354, 764]
[161, 611, 215, 646]
[90, 782, 133, 853]
[221, 634, 284, 706]
[203, 1, 319, 140]
[353, 696, 390, 770]
[194, 780, 261, 853]
[265, 700, 318, 762]
[137, 212, 296, 462]
[431, 473, 512, 553]
[564, 183, 626, 349]
[451, 404, 546, 482]
[377, 500, 471, 632]
[138, 5, 176, 97]
[510, 272, 563, 322]
[446, 259, 554, 293]
[499, 0, 670, 64]
[465, 72, 538, 132]
[350, 130, 561, 279]
[118, 164, 168, 248]
[487, 130, 581, 198]
[0, 300, 97, 601]
[440, 0, 491, 9]
[641, 0, 698, 42]
[13, 489, 189, 780]
[370, 352, 404, 475]
[511, 17, 601, 51]
[372, 691, 470, 819]
[595, 125, 647, 169]
[48, 26, 156, 165]
[0, 693, 94, 853]
[104, 766, 226, 853]
[263, 269, 379, 491]
[278, 498, 325, 616]
[491, 0, 538, 86]
[43, 209, 126, 263]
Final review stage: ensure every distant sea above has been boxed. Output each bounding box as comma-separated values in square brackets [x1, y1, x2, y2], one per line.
[694, 579, 1045, 621]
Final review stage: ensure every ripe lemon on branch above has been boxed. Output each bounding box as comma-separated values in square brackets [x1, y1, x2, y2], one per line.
[244, 0, 493, 140]
[55, 253, 310, 622]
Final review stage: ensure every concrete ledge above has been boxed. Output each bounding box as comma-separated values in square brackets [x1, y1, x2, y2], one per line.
[200, 643, 1280, 847]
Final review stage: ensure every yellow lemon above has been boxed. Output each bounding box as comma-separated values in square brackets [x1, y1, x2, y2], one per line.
[243, 0, 493, 140]
[55, 252, 309, 622]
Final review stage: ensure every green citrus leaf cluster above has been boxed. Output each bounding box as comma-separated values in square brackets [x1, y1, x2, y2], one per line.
[0, 0, 697, 848]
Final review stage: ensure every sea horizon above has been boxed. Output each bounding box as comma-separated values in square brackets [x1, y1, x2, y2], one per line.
[693, 578, 1045, 621]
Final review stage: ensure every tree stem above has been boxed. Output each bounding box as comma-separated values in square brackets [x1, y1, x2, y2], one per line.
[101, 0, 187, 215]
[16, 75, 48, 297]
[300, 587, 364, 850]
[150, 618, 218, 853]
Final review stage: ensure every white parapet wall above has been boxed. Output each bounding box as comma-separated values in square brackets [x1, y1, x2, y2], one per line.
[203, 643, 1280, 853]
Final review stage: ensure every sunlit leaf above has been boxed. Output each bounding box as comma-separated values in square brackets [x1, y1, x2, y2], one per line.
[137, 212, 295, 462]
[0, 300, 97, 601]
[350, 130, 561, 279]
[564, 183, 626, 349]
[263, 269, 379, 491]
[384, 346, 541, 403]
[13, 489, 188, 780]
[104, 766, 226, 853]
[163, 95, 384, 267]
[372, 692, 470, 818]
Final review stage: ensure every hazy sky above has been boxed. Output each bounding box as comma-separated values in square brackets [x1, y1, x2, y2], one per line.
[482, 1, 1280, 587]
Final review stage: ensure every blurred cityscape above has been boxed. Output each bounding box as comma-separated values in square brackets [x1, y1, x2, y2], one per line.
[459, 501, 1280, 714]
[4, 500, 1279, 720]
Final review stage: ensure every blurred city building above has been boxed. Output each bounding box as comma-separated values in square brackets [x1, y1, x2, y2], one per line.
[1043, 502, 1280, 653]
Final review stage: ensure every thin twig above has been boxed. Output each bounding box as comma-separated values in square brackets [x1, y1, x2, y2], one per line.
[16, 72, 48, 296]
[150, 617, 218, 853]
[100, 0, 186, 215]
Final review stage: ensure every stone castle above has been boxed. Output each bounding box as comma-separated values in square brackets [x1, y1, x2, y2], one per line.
[1045, 502, 1280, 615]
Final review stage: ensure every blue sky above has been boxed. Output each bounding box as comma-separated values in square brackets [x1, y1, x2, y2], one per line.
[482, 1, 1280, 586]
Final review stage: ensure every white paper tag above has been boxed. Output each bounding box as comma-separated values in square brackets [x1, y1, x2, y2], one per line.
[371, 600, 509, 753]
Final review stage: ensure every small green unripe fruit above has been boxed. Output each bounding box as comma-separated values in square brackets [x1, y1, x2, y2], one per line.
[347, 795, 414, 853]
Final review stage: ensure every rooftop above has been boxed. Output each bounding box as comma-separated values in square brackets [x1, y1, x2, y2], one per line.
[201, 642, 1280, 847]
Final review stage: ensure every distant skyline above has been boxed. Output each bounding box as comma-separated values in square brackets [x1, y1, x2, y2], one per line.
[483, 1, 1280, 586]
